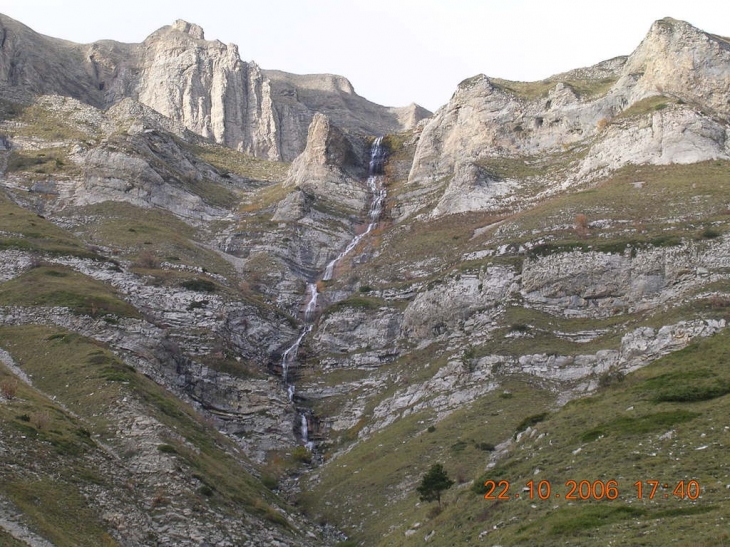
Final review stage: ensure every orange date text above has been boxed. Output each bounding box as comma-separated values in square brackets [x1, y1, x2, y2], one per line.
[483, 480, 702, 500]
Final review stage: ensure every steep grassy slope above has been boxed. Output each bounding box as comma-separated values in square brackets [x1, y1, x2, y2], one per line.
[0, 96, 329, 543]
[287, 124, 730, 546]
[2, 17, 730, 544]
[0, 325, 319, 545]
[301, 330, 730, 547]
[0, 192, 96, 258]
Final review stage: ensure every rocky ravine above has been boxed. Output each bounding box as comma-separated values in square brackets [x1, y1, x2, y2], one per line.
[1, 14, 730, 547]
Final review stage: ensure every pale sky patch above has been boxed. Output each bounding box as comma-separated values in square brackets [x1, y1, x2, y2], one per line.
[1, 0, 728, 111]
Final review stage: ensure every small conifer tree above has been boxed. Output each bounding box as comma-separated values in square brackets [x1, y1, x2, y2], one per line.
[417, 463, 454, 508]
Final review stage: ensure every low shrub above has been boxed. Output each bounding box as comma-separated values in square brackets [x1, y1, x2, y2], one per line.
[132, 251, 160, 269]
[157, 444, 177, 454]
[30, 410, 50, 430]
[181, 279, 216, 292]
[1, 378, 19, 399]
[515, 412, 548, 435]
[291, 445, 311, 463]
[198, 485, 214, 497]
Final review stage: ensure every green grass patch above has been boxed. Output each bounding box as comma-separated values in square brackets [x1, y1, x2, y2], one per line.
[157, 443, 178, 454]
[2, 101, 93, 142]
[6, 148, 74, 176]
[488, 160, 730, 253]
[476, 155, 545, 180]
[490, 75, 618, 101]
[359, 210, 507, 286]
[632, 338, 730, 404]
[0, 265, 140, 318]
[617, 95, 675, 119]
[0, 193, 95, 257]
[3, 480, 119, 547]
[0, 528, 29, 547]
[515, 412, 549, 435]
[581, 410, 699, 441]
[546, 505, 646, 535]
[302, 379, 554, 546]
[188, 142, 289, 183]
[327, 296, 382, 313]
[60, 201, 237, 279]
[181, 278, 216, 292]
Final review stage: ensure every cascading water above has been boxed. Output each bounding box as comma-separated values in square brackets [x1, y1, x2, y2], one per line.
[322, 136, 387, 281]
[281, 282, 318, 389]
[283, 137, 387, 449]
[304, 283, 318, 323]
[301, 413, 314, 450]
[280, 323, 311, 385]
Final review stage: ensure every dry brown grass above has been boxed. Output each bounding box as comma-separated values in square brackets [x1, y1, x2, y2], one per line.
[574, 213, 589, 237]
[131, 250, 160, 269]
[1, 378, 19, 400]
[30, 410, 50, 430]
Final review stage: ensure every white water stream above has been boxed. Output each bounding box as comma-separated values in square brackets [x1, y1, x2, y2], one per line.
[282, 136, 387, 448]
[322, 136, 386, 281]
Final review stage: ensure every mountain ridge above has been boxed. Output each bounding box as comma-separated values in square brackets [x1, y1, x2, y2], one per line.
[1, 13, 729, 547]
[0, 13, 431, 161]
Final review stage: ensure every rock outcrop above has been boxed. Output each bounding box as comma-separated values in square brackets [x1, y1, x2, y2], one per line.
[624, 18, 730, 118]
[0, 14, 431, 161]
[3, 13, 730, 547]
[280, 113, 366, 213]
[405, 18, 730, 218]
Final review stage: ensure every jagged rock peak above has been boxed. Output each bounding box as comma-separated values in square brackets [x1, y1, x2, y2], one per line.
[171, 19, 205, 40]
[624, 17, 730, 115]
[301, 113, 352, 167]
[0, 12, 428, 162]
[457, 73, 492, 91]
[392, 102, 434, 129]
[280, 113, 366, 216]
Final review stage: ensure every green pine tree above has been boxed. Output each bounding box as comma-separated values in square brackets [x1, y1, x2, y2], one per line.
[417, 463, 454, 508]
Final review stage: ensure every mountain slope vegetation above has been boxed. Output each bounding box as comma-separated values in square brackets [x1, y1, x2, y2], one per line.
[0, 13, 729, 547]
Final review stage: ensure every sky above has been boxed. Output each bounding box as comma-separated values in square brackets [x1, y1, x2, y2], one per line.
[1, 1, 729, 112]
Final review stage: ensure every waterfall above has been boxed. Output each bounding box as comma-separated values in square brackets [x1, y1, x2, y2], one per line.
[301, 413, 314, 450]
[304, 283, 318, 322]
[280, 325, 311, 384]
[281, 283, 320, 385]
[282, 136, 387, 449]
[322, 137, 387, 281]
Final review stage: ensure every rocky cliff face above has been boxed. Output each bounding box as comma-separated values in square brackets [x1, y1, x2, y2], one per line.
[0, 15, 430, 162]
[405, 18, 730, 219]
[134, 21, 287, 160]
[624, 18, 730, 117]
[1, 14, 730, 547]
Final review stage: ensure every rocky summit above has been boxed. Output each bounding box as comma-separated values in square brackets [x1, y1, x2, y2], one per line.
[0, 13, 729, 547]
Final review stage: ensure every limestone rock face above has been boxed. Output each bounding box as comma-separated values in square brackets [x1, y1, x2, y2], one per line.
[578, 107, 729, 176]
[265, 71, 431, 159]
[136, 23, 282, 160]
[406, 18, 730, 218]
[521, 237, 730, 317]
[624, 18, 730, 117]
[313, 306, 402, 358]
[280, 113, 367, 213]
[0, 14, 431, 161]
[431, 161, 513, 216]
[402, 266, 519, 339]
[0, 13, 134, 106]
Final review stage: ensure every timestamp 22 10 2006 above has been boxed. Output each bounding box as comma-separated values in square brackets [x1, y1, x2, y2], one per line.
[483, 480, 702, 501]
